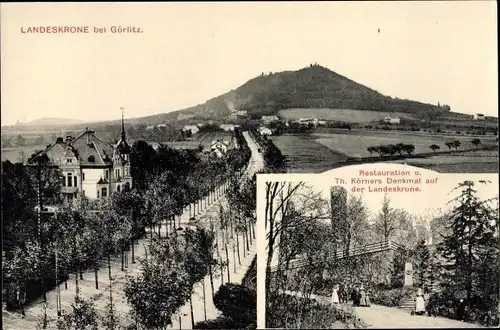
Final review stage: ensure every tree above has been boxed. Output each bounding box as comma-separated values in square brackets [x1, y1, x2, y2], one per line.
[367, 146, 377, 156]
[430, 144, 440, 152]
[445, 141, 454, 151]
[413, 240, 431, 290]
[56, 296, 99, 330]
[471, 138, 482, 148]
[374, 194, 399, 242]
[452, 140, 461, 150]
[402, 144, 415, 156]
[436, 181, 498, 305]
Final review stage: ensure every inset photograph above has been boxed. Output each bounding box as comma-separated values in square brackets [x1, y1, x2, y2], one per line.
[258, 168, 499, 329]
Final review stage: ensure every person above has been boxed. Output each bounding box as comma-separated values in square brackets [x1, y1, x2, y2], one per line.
[352, 285, 361, 307]
[340, 284, 348, 303]
[331, 284, 340, 306]
[415, 290, 426, 315]
[456, 299, 466, 321]
[359, 284, 370, 307]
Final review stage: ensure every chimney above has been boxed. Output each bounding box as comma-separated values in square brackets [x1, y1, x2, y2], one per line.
[66, 135, 73, 143]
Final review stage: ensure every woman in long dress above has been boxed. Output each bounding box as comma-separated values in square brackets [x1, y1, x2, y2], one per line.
[331, 284, 340, 306]
[415, 290, 426, 315]
[359, 285, 369, 307]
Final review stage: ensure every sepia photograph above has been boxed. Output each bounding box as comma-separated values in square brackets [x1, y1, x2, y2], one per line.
[1, 1, 498, 330]
[258, 168, 499, 329]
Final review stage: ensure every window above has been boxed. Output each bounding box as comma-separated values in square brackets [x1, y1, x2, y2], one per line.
[82, 190, 85, 196]
[73, 176, 77, 187]
[116, 169, 120, 180]
[105, 170, 109, 180]
[97, 190, 100, 198]
[102, 187, 108, 197]
[67, 158, 72, 164]
[117, 185, 121, 192]
[67, 173, 73, 187]
[82, 173, 85, 181]
[124, 167, 129, 176]
[125, 182, 130, 191]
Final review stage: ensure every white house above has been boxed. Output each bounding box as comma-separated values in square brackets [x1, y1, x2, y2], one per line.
[178, 113, 195, 121]
[220, 124, 239, 132]
[473, 113, 486, 120]
[384, 116, 401, 124]
[182, 125, 200, 135]
[237, 110, 248, 117]
[258, 126, 273, 136]
[212, 148, 224, 158]
[261, 115, 279, 124]
[27, 114, 132, 200]
[211, 140, 229, 153]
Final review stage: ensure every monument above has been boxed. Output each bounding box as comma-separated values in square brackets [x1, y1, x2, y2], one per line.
[404, 262, 414, 287]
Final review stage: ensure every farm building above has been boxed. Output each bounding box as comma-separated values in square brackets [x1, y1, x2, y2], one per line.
[146, 125, 155, 131]
[258, 126, 273, 136]
[26, 114, 132, 200]
[228, 113, 238, 120]
[237, 110, 248, 117]
[261, 115, 279, 124]
[220, 124, 239, 132]
[473, 113, 486, 120]
[182, 125, 200, 135]
[384, 116, 401, 124]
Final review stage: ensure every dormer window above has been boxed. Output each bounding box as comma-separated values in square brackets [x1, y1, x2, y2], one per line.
[67, 158, 72, 164]
[88, 155, 95, 163]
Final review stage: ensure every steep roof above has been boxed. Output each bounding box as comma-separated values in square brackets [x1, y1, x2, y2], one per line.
[27, 128, 120, 167]
[70, 129, 115, 166]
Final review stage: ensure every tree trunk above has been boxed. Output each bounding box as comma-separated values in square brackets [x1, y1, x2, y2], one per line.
[225, 244, 231, 282]
[209, 262, 215, 299]
[202, 280, 207, 321]
[189, 296, 195, 329]
[95, 267, 99, 289]
[121, 250, 125, 271]
[131, 240, 135, 264]
[79, 266, 83, 280]
[236, 232, 241, 265]
[108, 253, 113, 314]
[75, 269, 79, 297]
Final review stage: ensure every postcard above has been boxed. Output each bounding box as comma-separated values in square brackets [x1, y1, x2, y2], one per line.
[1, 2, 497, 330]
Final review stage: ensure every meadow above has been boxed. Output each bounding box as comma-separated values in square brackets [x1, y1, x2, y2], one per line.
[278, 108, 418, 123]
[270, 134, 349, 173]
[313, 131, 498, 158]
[1, 145, 47, 163]
[271, 131, 498, 174]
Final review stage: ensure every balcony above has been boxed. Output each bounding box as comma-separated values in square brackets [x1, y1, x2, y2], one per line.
[61, 186, 79, 194]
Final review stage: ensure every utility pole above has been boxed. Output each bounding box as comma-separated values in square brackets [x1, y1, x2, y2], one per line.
[36, 158, 47, 329]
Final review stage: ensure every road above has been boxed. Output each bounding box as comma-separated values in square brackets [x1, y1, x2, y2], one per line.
[2, 131, 263, 330]
[243, 131, 265, 175]
[279, 291, 483, 329]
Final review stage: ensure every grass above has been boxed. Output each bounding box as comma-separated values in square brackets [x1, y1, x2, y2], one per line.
[270, 134, 349, 173]
[313, 132, 498, 158]
[278, 108, 418, 123]
[1, 145, 47, 163]
[270, 132, 498, 174]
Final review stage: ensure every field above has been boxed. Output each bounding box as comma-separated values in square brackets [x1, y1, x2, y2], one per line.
[271, 132, 499, 173]
[1, 145, 47, 163]
[270, 135, 349, 173]
[313, 131, 498, 158]
[278, 108, 418, 123]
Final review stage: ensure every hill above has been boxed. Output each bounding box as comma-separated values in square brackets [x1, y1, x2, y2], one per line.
[5, 64, 458, 131]
[14, 117, 85, 127]
[160, 64, 450, 121]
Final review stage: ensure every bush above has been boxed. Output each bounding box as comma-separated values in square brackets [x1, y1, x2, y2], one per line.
[371, 287, 417, 307]
[267, 292, 366, 329]
[195, 283, 256, 329]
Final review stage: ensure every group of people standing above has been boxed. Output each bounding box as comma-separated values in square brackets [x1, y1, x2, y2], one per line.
[330, 283, 370, 307]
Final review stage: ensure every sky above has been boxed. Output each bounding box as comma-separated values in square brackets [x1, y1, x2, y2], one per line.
[1, 1, 497, 126]
[258, 164, 499, 220]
